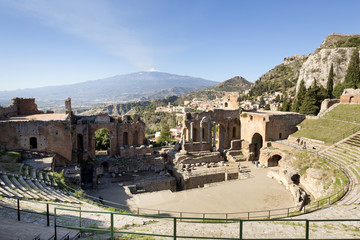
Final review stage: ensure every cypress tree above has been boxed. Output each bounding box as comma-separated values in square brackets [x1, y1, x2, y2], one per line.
[327, 64, 334, 98]
[344, 49, 360, 89]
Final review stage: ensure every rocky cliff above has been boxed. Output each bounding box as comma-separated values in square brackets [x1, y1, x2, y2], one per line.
[296, 33, 360, 92]
[296, 47, 358, 91]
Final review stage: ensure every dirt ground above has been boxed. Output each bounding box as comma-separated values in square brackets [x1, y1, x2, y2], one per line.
[87, 161, 295, 215]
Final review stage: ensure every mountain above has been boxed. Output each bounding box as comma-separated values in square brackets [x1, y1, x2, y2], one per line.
[183, 76, 251, 101]
[0, 71, 217, 109]
[250, 54, 307, 96]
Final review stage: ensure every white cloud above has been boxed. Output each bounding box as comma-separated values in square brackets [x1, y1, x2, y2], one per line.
[2, 0, 154, 70]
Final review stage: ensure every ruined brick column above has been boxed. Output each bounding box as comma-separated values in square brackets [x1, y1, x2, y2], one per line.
[212, 121, 216, 150]
[190, 122, 194, 145]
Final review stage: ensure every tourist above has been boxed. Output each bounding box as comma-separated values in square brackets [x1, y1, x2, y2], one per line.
[99, 195, 104, 205]
[256, 161, 259, 168]
[238, 164, 242, 173]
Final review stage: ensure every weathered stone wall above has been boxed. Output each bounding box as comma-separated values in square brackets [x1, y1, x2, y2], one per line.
[181, 109, 241, 151]
[340, 88, 360, 104]
[318, 99, 340, 117]
[74, 114, 147, 160]
[0, 120, 72, 163]
[223, 92, 240, 110]
[134, 177, 176, 193]
[0, 98, 42, 119]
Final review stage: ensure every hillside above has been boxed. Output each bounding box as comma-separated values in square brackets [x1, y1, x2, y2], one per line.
[250, 55, 307, 96]
[0, 71, 217, 109]
[182, 76, 251, 101]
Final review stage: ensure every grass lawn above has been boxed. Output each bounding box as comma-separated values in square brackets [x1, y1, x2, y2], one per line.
[323, 104, 360, 123]
[292, 118, 360, 144]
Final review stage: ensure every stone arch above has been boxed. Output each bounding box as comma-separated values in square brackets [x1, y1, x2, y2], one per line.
[30, 137, 37, 149]
[123, 131, 129, 146]
[251, 133, 263, 160]
[350, 96, 355, 103]
[77, 134, 83, 151]
[268, 154, 282, 167]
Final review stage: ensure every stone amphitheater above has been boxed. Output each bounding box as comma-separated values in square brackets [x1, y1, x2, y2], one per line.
[1, 96, 360, 239]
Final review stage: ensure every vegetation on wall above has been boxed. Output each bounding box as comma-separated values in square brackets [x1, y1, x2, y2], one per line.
[95, 128, 110, 150]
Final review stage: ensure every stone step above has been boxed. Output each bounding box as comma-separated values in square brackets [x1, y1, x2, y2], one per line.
[1, 175, 33, 199]
[10, 177, 39, 199]
[338, 143, 360, 155]
[19, 177, 52, 201]
[0, 185, 15, 197]
[326, 148, 358, 163]
[0, 179, 22, 198]
[322, 151, 352, 166]
[39, 182, 71, 202]
[325, 147, 358, 162]
[27, 180, 56, 201]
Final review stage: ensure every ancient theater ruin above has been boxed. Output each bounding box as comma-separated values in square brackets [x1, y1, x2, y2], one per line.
[0, 97, 305, 195]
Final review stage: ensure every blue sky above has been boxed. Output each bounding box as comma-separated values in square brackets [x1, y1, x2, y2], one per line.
[0, 0, 359, 91]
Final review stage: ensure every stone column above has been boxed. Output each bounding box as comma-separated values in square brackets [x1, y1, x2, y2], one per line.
[199, 122, 203, 145]
[212, 121, 216, 150]
[190, 122, 194, 145]
[30, 168, 36, 179]
[207, 122, 211, 144]
[24, 165, 29, 176]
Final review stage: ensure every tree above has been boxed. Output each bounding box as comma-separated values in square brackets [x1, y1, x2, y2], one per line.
[281, 96, 290, 112]
[259, 96, 265, 106]
[299, 80, 327, 115]
[344, 49, 360, 89]
[157, 124, 173, 145]
[327, 64, 334, 98]
[264, 104, 270, 110]
[297, 80, 307, 106]
[275, 94, 280, 103]
[95, 128, 110, 150]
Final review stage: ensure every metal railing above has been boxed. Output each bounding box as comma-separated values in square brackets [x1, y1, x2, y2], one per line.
[0, 197, 80, 226]
[53, 206, 360, 240]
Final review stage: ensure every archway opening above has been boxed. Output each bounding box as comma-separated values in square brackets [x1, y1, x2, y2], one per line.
[268, 154, 282, 167]
[233, 126, 237, 139]
[350, 96, 354, 103]
[225, 102, 228, 108]
[123, 132, 129, 146]
[291, 174, 300, 185]
[30, 137, 37, 149]
[77, 134, 83, 151]
[95, 128, 110, 154]
[202, 127, 205, 140]
[193, 128, 198, 142]
[101, 161, 109, 174]
[251, 133, 263, 160]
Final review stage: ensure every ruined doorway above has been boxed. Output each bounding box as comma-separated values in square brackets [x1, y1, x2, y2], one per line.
[350, 96, 354, 103]
[268, 154, 281, 167]
[30, 137, 37, 149]
[251, 133, 263, 160]
[217, 124, 226, 150]
[123, 132, 129, 146]
[95, 128, 110, 155]
[233, 126, 237, 139]
[101, 161, 109, 174]
[193, 128, 198, 142]
[77, 134, 84, 151]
